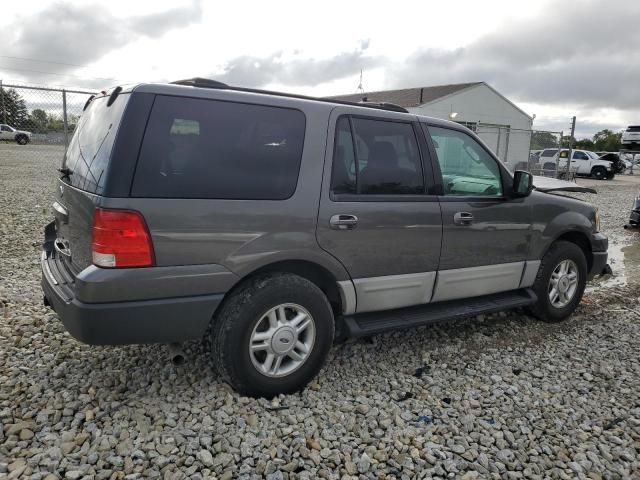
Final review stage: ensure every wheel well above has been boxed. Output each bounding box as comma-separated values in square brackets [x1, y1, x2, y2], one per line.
[555, 231, 592, 271]
[238, 260, 343, 316]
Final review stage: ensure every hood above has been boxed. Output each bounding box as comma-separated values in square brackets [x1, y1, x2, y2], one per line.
[532, 175, 596, 194]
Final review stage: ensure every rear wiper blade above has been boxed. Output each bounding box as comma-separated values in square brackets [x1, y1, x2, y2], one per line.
[58, 167, 73, 179]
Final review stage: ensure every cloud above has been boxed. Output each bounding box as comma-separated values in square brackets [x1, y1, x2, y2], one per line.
[214, 40, 382, 88]
[0, 1, 203, 86]
[389, 0, 640, 111]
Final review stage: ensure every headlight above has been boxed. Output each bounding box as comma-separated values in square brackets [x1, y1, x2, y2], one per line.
[594, 209, 601, 232]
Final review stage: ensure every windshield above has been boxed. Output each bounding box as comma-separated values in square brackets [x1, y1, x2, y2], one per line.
[62, 94, 129, 194]
[586, 151, 600, 159]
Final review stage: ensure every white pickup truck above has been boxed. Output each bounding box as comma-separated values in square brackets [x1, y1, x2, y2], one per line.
[537, 148, 615, 180]
[0, 124, 31, 145]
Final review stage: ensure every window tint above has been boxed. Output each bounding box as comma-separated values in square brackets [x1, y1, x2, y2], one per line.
[132, 96, 306, 200]
[541, 149, 558, 157]
[330, 116, 424, 195]
[62, 94, 129, 194]
[429, 126, 503, 197]
[627, 126, 640, 132]
[573, 151, 589, 160]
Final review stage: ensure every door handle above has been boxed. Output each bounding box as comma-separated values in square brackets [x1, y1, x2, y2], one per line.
[453, 212, 473, 226]
[330, 214, 358, 230]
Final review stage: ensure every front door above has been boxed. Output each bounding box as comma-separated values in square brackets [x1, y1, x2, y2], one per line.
[317, 109, 442, 313]
[424, 124, 533, 302]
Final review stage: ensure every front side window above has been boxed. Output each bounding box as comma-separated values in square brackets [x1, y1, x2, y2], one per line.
[132, 96, 306, 200]
[573, 151, 589, 160]
[330, 116, 424, 195]
[429, 126, 503, 197]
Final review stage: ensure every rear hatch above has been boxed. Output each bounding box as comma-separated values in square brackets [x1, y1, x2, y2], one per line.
[50, 92, 130, 274]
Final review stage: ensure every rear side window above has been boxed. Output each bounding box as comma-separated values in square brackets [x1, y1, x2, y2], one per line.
[132, 96, 306, 200]
[63, 94, 129, 194]
[330, 116, 424, 195]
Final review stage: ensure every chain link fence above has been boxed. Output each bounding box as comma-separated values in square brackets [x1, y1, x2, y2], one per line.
[464, 122, 565, 176]
[0, 80, 93, 151]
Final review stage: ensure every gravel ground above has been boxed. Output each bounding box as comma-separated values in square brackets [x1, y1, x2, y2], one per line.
[1, 145, 639, 479]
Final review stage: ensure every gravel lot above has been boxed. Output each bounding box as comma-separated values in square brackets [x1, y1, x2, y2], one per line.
[1, 145, 639, 479]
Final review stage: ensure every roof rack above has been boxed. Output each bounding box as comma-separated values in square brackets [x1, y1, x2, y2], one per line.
[169, 77, 410, 114]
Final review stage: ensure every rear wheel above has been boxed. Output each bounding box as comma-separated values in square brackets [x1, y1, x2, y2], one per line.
[15, 135, 28, 145]
[210, 273, 334, 397]
[591, 167, 606, 180]
[529, 241, 587, 322]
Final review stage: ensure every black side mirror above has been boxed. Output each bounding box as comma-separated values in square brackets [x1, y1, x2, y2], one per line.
[513, 170, 533, 197]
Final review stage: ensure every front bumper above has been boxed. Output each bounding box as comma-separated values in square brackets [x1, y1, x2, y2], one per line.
[41, 248, 228, 345]
[588, 232, 610, 280]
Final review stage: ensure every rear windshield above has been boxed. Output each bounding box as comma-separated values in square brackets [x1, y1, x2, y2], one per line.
[132, 95, 306, 200]
[62, 94, 129, 194]
[627, 126, 640, 132]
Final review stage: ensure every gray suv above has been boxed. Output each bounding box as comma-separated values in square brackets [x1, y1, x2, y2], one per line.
[42, 78, 609, 397]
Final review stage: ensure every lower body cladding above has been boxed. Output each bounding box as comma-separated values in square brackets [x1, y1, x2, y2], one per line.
[42, 248, 609, 345]
[339, 261, 542, 315]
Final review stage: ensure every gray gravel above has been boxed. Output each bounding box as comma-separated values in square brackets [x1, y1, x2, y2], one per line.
[1, 145, 639, 479]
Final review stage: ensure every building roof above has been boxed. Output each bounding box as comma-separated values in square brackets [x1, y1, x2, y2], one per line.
[328, 82, 483, 108]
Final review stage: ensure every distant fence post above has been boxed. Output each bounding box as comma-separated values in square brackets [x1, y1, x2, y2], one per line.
[0, 79, 6, 124]
[62, 89, 69, 148]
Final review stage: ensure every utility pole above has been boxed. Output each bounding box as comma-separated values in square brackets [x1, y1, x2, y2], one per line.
[565, 116, 576, 178]
[0, 80, 6, 124]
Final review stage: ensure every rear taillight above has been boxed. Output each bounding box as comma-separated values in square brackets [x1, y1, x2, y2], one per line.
[91, 208, 154, 268]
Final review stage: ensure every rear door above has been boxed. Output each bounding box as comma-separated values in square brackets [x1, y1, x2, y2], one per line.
[317, 109, 442, 313]
[424, 123, 532, 302]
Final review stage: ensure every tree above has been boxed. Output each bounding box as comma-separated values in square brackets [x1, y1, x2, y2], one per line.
[593, 129, 622, 152]
[574, 138, 595, 150]
[530, 131, 560, 150]
[30, 108, 48, 133]
[0, 87, 29, 128]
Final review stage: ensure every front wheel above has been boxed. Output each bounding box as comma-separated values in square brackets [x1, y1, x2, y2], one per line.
[529, 241, 587, 322]
[210, 273, 334, 397]
[16, 135, 29, 145]
[591, 167, 606, 180]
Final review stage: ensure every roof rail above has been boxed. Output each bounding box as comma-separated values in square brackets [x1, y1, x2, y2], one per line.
[171, 77, 228, 88]
[169, 77, 410, 114]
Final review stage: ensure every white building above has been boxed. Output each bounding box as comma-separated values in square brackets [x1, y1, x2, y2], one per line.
[332, 82, 533, 169]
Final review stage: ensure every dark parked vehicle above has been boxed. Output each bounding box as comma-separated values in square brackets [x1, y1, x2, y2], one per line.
[42, 79, 610, 396]
[597, 152, 626, 174]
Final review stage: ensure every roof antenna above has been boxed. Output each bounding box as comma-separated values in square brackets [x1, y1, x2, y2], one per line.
[357, 69, 365, 99]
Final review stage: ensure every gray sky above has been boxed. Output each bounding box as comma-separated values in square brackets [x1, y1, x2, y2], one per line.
[1, 0, 638, 138]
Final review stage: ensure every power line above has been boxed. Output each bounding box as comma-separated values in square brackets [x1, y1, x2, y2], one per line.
[0, 64, 124, 83]
[0, 54, 95, 70]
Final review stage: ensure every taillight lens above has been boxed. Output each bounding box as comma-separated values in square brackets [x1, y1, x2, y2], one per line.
[91, 208, 154, 268]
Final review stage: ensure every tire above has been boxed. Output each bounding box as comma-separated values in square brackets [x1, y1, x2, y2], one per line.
[606, 172, 615, 180]
[529, 241, 587, 322]
[210, 273, 334, 397]
[591, 167, 606, 180]
[15, 135, 28, 145]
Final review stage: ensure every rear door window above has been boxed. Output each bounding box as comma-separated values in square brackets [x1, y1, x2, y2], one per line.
[132, 95, 306, 200]
[62, 94, 129, 194]
[330, 116, 424, 195]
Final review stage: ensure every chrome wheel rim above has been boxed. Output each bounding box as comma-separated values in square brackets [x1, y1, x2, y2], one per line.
[249, 303, 315, 378]
[548, 259, 579, 308]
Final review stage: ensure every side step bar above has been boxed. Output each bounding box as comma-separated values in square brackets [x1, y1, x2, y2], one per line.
[342, 288, 537, 338]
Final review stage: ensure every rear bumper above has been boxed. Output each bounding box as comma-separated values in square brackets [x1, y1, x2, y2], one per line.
[41, 249, 228, 345]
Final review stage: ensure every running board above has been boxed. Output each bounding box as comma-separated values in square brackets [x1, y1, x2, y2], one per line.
[342, 288, 536, 338]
